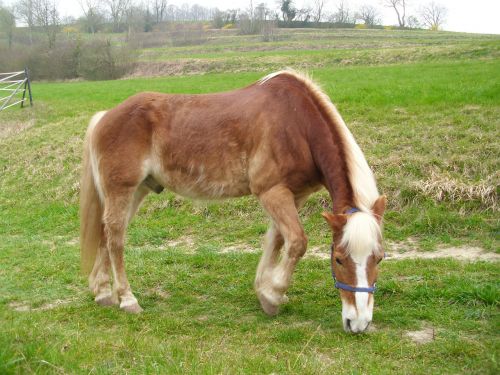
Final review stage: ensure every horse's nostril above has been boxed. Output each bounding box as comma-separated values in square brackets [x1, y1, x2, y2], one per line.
[346, 319, 351, 330]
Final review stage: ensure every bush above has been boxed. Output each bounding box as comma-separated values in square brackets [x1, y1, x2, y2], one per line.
[0, 37, 136, 81]
[77, 39, 136, 81]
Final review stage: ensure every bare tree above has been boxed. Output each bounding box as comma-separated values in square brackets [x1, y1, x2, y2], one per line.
[151, 0, 167, 24]
[356, 4, 381, 26]
[295, 6, 312, 22]
[14, 0, 35, 44]
[79, 0, 103, 34]
[330, 1, 354, 25]
[32, 0, 59, 48]
[420, 2, 447, 30]
[0, 4, 16, 48]
[105, 0, 131, 32]
[383, 0, 407, 28]
[312, 0, 327, 23]
[406, 14, 420, 28]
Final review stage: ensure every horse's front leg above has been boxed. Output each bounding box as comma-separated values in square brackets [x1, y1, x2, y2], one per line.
[256, 185, 307, 315]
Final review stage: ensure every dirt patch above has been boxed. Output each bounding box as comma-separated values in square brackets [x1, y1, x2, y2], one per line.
[0, 119, 35, 139]
[305, 245, 329, 259]
[386, 242, 499, 262]
[9, 298, 74, 312]
[163, 236, 195, 250]
[405, 325, 435, 344]
[220, 243, 257, 254]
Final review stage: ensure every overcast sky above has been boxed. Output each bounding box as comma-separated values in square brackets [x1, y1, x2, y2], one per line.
[4, 0, 500, 34]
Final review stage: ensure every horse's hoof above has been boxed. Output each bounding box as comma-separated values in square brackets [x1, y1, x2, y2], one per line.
[258, 291, 279, 316]
[95, 293, 117, 306]
[120, 302, 143, 314]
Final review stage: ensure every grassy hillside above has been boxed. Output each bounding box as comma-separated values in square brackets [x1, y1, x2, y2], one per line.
[0, 29, 499, 373]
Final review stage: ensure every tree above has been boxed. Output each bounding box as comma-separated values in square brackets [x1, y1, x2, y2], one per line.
[312, 0, 327, 23]
[356, 4, 381, 26]
[383, 0, 407, 28]
[330, 1, 354, 25]
[14, 0, 35, 44]
[295, 6, 312, 22]
[32, 0, 59, 48]
[0, 4, 16, 48]
[151, 0, 167, 24]
[280, 0, 296, 23]
[420, 2, 447, 30]
[406, 14, 420, 28]
[105, 0, 131, 32]
[78, 0, 103, 34]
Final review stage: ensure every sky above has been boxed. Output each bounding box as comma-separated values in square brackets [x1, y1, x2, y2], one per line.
[4, 0, 500, 34]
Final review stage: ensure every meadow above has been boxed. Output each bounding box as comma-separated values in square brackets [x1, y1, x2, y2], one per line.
[0, 28, 499, 373]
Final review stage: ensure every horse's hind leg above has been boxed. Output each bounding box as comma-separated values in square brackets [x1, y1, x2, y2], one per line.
[89, 228, 114, 306]
[102, 185, 149, 313]
[89, 186, 149, 307]
[256, 185, 308, 316]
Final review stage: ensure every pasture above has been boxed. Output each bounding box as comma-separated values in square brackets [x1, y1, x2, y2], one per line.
[0, 29, 499, 373]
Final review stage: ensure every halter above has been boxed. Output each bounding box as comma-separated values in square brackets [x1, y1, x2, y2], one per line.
[330, 207, 377, 294]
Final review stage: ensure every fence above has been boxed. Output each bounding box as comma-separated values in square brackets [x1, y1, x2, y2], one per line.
[0, 68, 33, 111]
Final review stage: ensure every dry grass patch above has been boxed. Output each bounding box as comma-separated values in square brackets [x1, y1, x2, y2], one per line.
[0, 119, 35, 139]
[415, 170, 498, 211]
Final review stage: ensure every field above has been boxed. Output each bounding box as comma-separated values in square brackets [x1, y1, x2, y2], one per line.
[0, 29, 499, 373]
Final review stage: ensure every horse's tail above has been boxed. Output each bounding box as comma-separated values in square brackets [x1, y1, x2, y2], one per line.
[80, 111, 107, 275]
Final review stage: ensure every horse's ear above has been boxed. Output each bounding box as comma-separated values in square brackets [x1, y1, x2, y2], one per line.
[372, 195, 387, 223]
[322, 212, 347, 233]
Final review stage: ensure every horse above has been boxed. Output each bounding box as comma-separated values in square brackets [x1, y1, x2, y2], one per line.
[80, 70, 386, 334]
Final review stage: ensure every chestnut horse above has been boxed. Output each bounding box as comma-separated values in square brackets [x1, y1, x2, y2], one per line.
[80, 70, 386, 333]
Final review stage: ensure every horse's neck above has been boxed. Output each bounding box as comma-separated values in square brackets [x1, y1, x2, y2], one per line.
[308, 122, 354, 213]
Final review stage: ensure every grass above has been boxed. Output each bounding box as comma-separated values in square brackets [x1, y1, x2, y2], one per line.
[0, 28, 499, 373]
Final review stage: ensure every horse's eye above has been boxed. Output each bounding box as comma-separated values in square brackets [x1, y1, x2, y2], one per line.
[377, 257, 383, 264]
[335, 258, 342, 265]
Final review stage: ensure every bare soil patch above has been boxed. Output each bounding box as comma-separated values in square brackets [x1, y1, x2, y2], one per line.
[9, 298, 74, 312]
[143, 236, 498, 262]
[220, 243, 257, 254]
[405, 325, 435, 344]
[386, 239, 499, 262]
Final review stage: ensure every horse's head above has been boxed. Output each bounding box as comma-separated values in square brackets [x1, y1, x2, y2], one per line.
[322, 196, 386, 333]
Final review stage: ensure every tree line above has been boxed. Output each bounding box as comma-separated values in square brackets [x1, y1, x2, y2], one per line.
[0, 1, 448, 49]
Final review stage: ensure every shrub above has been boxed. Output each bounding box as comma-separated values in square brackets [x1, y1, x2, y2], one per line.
[77, 39, 136, 81]
[355, 23, 368, 29]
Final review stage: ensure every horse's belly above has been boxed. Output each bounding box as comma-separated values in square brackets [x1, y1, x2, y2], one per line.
[156, 160, 251, 199]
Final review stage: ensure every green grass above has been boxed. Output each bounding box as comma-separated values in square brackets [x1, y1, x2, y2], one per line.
[0, 29, 499, 373]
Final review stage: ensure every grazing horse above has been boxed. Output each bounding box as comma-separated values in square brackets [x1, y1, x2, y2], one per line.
[80, 70, 386, 333]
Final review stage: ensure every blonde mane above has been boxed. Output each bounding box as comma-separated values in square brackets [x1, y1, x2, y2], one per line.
[260, 70, 382, 256]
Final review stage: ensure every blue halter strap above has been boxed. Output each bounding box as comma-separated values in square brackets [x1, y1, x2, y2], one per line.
[330, 207, 377, 294]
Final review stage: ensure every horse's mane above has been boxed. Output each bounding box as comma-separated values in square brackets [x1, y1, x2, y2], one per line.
[260, 70, 382, 256]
